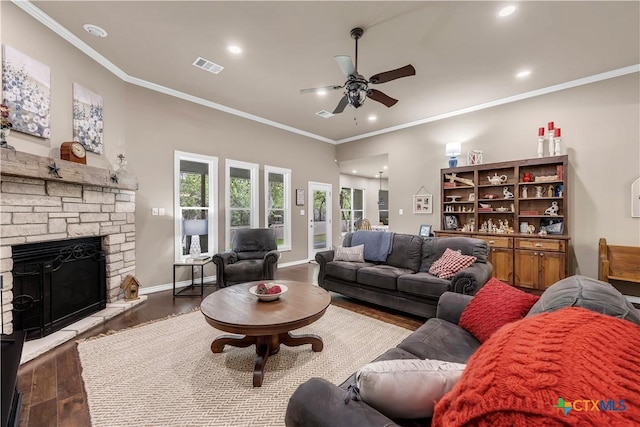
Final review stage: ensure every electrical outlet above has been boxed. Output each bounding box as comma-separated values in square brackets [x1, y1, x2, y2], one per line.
[152, 208, 159, 216]
[300, 209, 305, 215]
[159, 208, 165, 216]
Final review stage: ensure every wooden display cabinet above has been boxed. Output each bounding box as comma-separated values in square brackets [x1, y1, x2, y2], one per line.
[436, 155, 570, 289]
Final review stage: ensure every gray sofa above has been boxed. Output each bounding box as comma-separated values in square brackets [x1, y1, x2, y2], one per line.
[284, 276, 640, 427]
[316, 232, 492, 318]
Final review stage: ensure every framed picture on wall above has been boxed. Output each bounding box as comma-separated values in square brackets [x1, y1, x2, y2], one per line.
[413, 194, 433, 214]
[295, 189, 305, 206]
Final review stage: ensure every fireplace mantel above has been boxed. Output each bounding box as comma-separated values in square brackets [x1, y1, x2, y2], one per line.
[1, 149, 137, 191]
[0, 149, 138, 335]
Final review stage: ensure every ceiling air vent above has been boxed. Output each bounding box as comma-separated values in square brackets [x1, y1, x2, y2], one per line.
[315, 110, 334, 118]
[192, 57, 224, 74]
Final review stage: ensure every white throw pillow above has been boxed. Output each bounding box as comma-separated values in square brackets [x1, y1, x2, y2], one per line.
[334, 244, 365, 263]
[355, 358, 466, 419]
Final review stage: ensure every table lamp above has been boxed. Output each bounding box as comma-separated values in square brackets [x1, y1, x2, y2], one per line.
[445, 142, 462, 168]
[183, 219, 208, 257]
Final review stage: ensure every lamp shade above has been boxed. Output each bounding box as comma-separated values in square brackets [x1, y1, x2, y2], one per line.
[183, 219, 208, 236]
[445, 142, 462, 157]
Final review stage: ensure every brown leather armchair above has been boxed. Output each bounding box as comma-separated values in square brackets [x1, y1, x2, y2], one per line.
[212, 228, 279, 288]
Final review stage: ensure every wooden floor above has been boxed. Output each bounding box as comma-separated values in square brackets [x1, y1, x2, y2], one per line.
[16, 263, 424, 427]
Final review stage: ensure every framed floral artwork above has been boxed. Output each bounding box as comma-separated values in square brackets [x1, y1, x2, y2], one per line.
[73, 83, 103, 154]
[1, 45, 51, 138]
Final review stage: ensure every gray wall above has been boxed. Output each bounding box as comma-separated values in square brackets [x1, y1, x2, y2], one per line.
[337, 74, 640, 278]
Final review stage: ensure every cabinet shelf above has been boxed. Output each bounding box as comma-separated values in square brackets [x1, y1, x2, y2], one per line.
[438, 155, 569, 290]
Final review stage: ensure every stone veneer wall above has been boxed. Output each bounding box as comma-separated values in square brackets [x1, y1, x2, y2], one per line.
[0, 176, 136, 334]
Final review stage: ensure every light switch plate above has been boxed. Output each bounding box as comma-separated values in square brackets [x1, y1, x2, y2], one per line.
[159, 208, 165, 216]
[399, 208, 404, 215]
[152, 208, 159, 216]
[300, 209, 305, 215]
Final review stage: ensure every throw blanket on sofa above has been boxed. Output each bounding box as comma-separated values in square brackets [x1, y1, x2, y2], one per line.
[351, 231, 394, 262]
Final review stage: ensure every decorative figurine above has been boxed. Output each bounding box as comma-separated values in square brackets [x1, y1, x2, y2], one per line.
[548, 185, 555, 198]
[503, 187, 514, 199]
[539, 226, 548, 236]
[510, 203, 515, 212]
[522, 186, 528, 198]
[535, 186, 544, 198]
[527, 224, 536, 234]
[544, 201, 560, 216]
[468, 193, 475, 202]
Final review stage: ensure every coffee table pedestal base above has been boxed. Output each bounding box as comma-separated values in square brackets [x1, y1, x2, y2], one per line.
[211, 332, 323, 387]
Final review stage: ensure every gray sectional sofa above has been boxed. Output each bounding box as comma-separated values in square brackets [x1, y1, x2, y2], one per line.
[315, 232, 493, 318]
[285, 276, 640, 427]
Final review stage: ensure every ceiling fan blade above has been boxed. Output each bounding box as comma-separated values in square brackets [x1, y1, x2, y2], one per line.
[334, 55, 356, 77]
[369, 65, 416, 84]
[300, 85, 343, 94]
[332, 95, 349, 114]
[367, 89, 398, 108]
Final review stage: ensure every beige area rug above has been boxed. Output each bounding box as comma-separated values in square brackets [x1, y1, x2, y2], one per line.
[78, 305, 412, 427]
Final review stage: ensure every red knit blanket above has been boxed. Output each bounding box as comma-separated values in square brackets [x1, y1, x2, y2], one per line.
[434, 307, 640, 426]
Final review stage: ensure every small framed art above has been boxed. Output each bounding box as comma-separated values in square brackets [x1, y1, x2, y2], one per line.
[444, 215, 459, 230]
[295, 189, 305, 206]
[413, 194, 433, 214]
[418, 224, 432, 237]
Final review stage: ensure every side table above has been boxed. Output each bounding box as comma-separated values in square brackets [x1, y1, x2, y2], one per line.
[173, 257, 212, 297]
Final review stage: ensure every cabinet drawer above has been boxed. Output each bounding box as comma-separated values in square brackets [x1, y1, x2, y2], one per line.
[515, 238, 565, 252]
[475, 235, 512, 249]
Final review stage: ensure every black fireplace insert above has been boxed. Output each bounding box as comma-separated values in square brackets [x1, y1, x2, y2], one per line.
[11, 237, 106, 340]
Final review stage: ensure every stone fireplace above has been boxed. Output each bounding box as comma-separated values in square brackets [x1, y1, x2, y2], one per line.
[0, 149, 138, 335]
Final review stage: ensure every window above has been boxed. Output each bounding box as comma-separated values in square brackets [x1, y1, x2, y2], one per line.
[340, 187, 364, 233]
[378, 190, 389, 225]
[174, 151, 218, 261]
[264, 165, 291, 251]
[226, 159, 259, 249]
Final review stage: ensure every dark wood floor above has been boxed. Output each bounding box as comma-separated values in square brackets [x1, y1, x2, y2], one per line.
[16, 263, 424, 427]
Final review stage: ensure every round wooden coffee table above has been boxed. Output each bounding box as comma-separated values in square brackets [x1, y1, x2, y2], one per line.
[200, 280, 331, 387]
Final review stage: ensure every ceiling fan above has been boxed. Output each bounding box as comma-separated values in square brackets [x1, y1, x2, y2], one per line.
[300, 27, 416, 114]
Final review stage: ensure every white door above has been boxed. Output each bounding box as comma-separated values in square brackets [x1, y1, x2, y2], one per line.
[308, 182, 332, 260]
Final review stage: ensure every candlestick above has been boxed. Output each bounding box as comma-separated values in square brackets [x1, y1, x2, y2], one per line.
[554, 128, 562, 155]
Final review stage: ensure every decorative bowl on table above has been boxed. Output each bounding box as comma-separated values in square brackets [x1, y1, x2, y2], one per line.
[249, 283, 288, 302]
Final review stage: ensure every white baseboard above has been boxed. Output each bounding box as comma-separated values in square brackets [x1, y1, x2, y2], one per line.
[139, 258, 312, 295]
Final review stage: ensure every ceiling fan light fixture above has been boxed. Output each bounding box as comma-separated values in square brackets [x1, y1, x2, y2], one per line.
[227, 45, 242, 55]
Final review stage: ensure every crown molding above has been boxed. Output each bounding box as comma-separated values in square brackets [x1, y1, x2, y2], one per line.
[12, 1, 640, 147]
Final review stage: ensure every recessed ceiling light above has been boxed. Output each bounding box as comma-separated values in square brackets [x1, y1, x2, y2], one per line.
[383, 166, 388, 170]
[352, 170, 357, 174]
[498, 5, 516, 17]
[368, 115, 377, 121]
[83, 24, 107, 38]
[317, 90, 327, 96]
[516, 70, 531, 79]
[228, 45, 242, 55]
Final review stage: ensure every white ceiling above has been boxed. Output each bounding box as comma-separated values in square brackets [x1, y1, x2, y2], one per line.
[14, 1, 640, 177]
